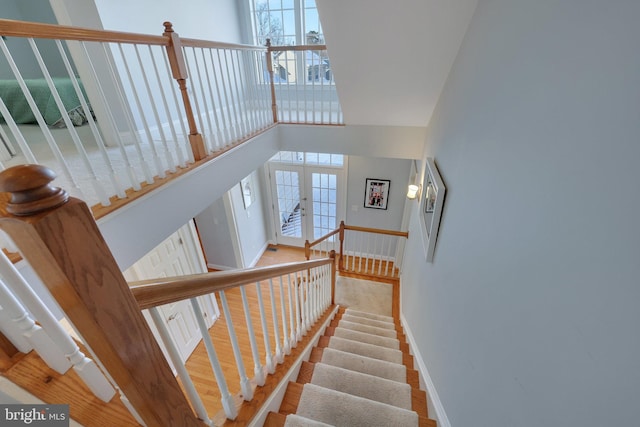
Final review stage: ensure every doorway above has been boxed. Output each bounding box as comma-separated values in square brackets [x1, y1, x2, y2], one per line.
[124, 221, 218, 363]
[268, 152, 346, 247]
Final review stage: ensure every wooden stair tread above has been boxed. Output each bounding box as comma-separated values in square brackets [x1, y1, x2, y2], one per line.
[2, 351, 139, 427]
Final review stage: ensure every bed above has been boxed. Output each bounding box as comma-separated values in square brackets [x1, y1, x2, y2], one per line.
[0, 77, 91, 127]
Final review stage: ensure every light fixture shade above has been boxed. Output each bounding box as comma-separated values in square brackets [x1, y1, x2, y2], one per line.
[407, 184, 420, 200]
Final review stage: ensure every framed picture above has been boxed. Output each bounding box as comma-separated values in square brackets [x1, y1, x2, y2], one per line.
[240, 174, 255, 209]
[364, 178, 390, 210]
[419, 158, 446, 262]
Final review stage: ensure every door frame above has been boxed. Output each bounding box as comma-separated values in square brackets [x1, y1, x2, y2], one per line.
[266, 157, 348, 247]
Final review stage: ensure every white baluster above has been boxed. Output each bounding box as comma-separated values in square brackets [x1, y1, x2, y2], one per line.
[199, 49, 224, 151]
[0, 253, 115, 401]
[384, 235, 392, 277]
[239, 286, 265, 386]
[230, 50, 248, 137]
[0, 38, 84, 200]
[57, 40, 126, 200]
[134, 45, 176, 173]
[0, 306, 31, 354]
[286, 273, 297, 348]
[0, 98, 37, 164]
[293, 272, 303, 342]
[94, 42, 144, 190]
[188, 47, 215, 152]
[218, 291, 253, 400]
[29, 39, 110, 207]
[303, 271, 311, 332]
[190, 298, 237, 420]
[209, 49, 232, 145]
[117, 44, 165, 179]
[224, 49, 242, 140]
[0, 279, 70, 374]
[149, 308, 212, 425]
[279, 276, 291, 354]
[101, 43, 153, 186]
[268, 279, 284, 364]
[255, 282, 275, 373]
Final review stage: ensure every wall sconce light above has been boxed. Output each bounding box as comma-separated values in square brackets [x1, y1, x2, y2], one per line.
[407, 184, 421, 200]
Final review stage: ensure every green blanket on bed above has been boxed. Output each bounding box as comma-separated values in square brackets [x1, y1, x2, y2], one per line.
[0, 77, 89, 126]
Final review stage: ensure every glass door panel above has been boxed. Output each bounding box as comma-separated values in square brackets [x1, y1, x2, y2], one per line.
[270, 165, 306, 246]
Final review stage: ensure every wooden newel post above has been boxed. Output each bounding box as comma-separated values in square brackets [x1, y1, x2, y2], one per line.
[265, 39, 278, 123]
[0, 165, 204, 427]
[163, 22, 207, 161]
[304, 239, 311, 260]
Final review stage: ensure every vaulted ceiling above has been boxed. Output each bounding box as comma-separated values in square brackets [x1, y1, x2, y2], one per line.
[316, 0, 478, 127]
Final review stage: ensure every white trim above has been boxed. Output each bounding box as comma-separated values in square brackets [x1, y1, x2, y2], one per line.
[206, 263, 235, 271]
[401, 313, 451, 427]
[248, 305, 339, 427]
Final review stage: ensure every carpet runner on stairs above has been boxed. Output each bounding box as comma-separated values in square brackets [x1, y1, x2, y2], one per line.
[265, 307, 436, 427]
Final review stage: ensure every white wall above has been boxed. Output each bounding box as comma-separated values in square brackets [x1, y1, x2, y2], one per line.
[194, 196, 239, 269]
[228, 167, 270, 267]
[279, 124, 425, 160]
[401, 1, 640, 426]
[0, 0, 66, 78]
[346, 156, 411, 231]
[98, 125, 280, 271]
[94, 0, 243, 42]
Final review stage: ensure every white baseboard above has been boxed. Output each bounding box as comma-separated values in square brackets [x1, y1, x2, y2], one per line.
[248, 241, 271, 268]
[401, 314, 451, 427]
[206, 262, 234, 271]
[249, 305, 339, 427]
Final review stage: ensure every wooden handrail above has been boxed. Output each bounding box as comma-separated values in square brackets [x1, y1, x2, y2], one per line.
[307, 228, 340, 248]
[268, 44, 328, 52]
[344, 224, 409, 238]
[180, 37, 266, 51]
[130, 257, 333, 310]
[0, 165, 203, 427]
[0, 18, 167, 45]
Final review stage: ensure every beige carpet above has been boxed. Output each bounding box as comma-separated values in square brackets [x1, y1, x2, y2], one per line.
[334, 276, 392, 317]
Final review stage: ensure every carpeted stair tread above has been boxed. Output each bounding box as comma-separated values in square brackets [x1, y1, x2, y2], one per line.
[345, 309, 394, 323]
[310, 362, 412, 409]
[327, 336, 403, 364]
[337, 319, 398, 338]
[295, 383, 418, 427]
[341, 314, 395, 330]
[284, 414, 334, 426]
[319, 347, 407, 383]
[334, 327, 400, 349]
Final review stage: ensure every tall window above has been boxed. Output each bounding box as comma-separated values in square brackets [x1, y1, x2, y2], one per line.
[250, 0, 324, 46]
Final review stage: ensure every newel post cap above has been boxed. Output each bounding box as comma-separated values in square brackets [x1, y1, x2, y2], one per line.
[0, 164, 69, 216]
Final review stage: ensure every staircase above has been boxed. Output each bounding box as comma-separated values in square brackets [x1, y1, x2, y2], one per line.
[265, 307, 436, 427]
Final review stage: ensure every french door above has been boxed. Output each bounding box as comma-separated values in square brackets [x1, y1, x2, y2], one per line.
[270, 164, 343, 247]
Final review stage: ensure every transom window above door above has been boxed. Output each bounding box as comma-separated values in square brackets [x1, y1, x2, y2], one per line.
[269, 151, 344, 166]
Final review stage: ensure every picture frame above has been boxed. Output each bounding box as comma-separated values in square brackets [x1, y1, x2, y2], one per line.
[240, 174, 255, 209]
[364, 178, 390, 210]
[419, 158, 446, 262]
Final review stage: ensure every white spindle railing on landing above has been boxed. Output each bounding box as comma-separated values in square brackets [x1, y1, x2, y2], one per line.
[268, 44, 343, 125]
[0, 19, 342, 217]
[306, 221, 409, 280]
[130, 257, 334, 421]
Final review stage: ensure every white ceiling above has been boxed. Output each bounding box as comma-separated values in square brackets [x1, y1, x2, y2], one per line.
[316, 0, 478, 127]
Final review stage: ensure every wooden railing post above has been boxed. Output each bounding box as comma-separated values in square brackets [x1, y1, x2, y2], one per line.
[338, 221, 345, 271]
[163, 22, 207, 161]
[0, 165, 203, 427]
[265, 39, 278, 123]
[306, 240, 311, 259]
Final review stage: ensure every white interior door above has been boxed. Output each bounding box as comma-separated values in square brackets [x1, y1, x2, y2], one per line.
[126, 223, 217, 363]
